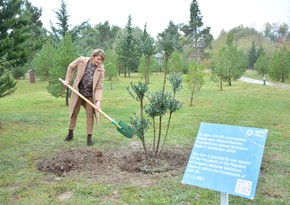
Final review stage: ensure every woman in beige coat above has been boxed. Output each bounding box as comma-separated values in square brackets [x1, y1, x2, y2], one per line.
[62, 49, 105, 146]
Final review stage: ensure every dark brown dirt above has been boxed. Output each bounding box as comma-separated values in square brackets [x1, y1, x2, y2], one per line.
[37, 142, 192, 186]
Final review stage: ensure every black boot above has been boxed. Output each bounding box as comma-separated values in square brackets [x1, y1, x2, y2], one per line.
[87, 134, 94, 146]
[64, 130, 73, 141]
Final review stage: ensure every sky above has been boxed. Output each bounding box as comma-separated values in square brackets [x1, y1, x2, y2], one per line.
[28, 0, 290, 39]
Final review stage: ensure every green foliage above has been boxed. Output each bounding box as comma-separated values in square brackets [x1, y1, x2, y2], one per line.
[157, 21, 179, 62]
[211, 33, 247, 89]
[168, 73, 183, 96]
[157, 21, 179, 94]
[168, 52, 183, 73]
[184, 62, 204, 106]
[263, 22, 289, 42]
[115, 15, 142, 77]
[11, 65, 27, 79]
[1, 75, 290, 204]
[49, 0, 89, 45]
[127, 81, 150, 158]
[127, 81, 149, 102]
[105, 61, 118, 90]
[140, 24, 156, 84]
[47, 34, 79, 98]
[145, 91, 171, 118]
[270, 45, 290, 82]
[248, 41, 257, 69]
[181, 0, 213, 62]
[0, 0, 44, 67]
[0, 69, 17, 98]
[32, 41, 57, 80]
[0, 0, 44, 95]
[104, 49, 118, 90]
[76, 22, 121, 55]
[256, 54, 271, 75]
[213, 25, 275, 57]
[129, 113, 150, 139]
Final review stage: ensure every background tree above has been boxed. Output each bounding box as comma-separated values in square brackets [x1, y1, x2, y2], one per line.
[264, 22, 289, 42]
[0, 0, 44, 96]
[32, 41, 56, 81]
[49, 0, 89, 46]
[184, 62, 204, 106]
[119, 15, 141, 77]
[181, 0, 213, 63]
[248, 40, 257, 69]
[157, 21, 179, 94]
[223, 33, 247, 86]
[211, 47, 228, 91]
[47, 34, 79, 105]
[270, 45, 290, 82]
[105, 49, 118, 90]
[256, 53, 270, 77]
[140, 24, 156, 84]
[168, 51, 183, 73]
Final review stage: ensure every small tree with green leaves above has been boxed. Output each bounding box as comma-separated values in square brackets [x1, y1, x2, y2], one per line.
[184, 62, 204, 106]
[105, 49, 118, 90]
[105, 62, 118, 90]
[127, 82, 150, 159]
[256, 54, 270, 76]
[128, 75, 182, 159]
[128, 21, 182, 161]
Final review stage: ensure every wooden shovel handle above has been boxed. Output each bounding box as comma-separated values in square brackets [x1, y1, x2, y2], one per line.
[59, 78, 121, 128]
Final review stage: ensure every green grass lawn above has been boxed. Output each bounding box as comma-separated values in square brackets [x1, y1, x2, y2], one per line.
[0, 73, 289, 204]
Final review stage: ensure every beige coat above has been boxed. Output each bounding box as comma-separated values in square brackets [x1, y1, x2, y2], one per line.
[65, 57, 105, 121]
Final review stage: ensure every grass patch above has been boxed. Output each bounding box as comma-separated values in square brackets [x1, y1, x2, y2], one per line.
[0, 74, 289, 204]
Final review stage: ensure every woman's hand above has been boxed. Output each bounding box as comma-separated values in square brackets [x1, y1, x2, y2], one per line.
[95, 101, 101, 112]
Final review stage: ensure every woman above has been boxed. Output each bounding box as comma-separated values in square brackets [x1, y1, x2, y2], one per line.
[62, 49, 105, 146]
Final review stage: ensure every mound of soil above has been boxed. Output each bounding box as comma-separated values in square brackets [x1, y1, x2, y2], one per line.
[37, 142, 192, 186]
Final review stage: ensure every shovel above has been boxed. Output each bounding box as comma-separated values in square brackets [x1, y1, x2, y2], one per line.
[59, 78, 134, 138]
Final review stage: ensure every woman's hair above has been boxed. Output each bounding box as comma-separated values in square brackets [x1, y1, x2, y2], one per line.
[90, 49, 106, 62]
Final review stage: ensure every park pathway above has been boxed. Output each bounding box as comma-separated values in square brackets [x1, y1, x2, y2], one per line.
[239, 77, 290, 89]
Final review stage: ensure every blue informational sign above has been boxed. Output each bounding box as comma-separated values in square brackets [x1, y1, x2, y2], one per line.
[182, 122, 268, 199]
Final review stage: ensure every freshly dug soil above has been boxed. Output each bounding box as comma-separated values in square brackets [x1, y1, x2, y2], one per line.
[37, 142, 192, 186]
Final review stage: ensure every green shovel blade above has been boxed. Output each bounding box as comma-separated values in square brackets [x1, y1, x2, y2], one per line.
[116, 121, 135, 138]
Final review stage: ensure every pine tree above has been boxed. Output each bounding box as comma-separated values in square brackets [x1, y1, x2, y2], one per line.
[0, 0, 43, 97]
[181, 0, 213, 63]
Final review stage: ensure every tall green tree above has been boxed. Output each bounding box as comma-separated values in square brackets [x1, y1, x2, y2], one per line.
[270, 45, 290, 82]
[256, 54, 270, 76]
[32, 41, 56, 81]
[181, 0, 213, 63]
[115, 15, 141, 77]
[248, 41, 257, 69]
[211, 33, 247, 89]
[211, 47, 228, 91]
[49, 0, 89, 45]
[224, 33, 247, 86]
[47, 34, 79, 105]
[0, 0, 43, 97]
